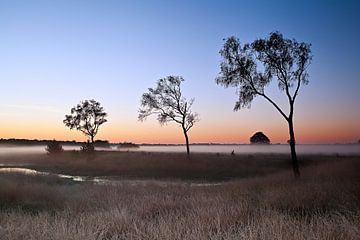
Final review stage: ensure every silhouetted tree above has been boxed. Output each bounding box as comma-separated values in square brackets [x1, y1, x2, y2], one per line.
[250, 132, 270, 144]
[216, 31, 312, 178]
[139, 76, 199, 156]
[63, 99, 107, 144]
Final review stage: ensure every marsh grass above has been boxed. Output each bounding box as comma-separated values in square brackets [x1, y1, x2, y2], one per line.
[0, 151, 317, 180]
[0, 153, 359, 239]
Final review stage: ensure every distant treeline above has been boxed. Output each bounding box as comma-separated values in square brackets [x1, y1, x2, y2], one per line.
[140, 143, 243, 146]
[0, 138, 110, 147]
[116, 142, 140, 148]
[0, 138, 141, 148]
[0, 139, 245, 147]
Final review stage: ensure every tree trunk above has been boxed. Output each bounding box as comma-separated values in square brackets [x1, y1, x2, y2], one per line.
[288, 118, 300, 178]
[91, 135, 94, 144]
[183, 128, 190, 157]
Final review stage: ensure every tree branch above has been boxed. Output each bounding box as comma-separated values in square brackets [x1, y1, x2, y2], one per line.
[292, 64, 305, 102]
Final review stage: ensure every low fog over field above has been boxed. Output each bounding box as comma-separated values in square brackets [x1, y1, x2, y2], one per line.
[0, 144, 359, 155]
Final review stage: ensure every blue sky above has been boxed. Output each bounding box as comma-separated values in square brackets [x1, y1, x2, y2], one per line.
[0, 0, 359, 143]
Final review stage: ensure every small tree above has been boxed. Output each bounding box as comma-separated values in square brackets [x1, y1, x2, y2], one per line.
[63, 99, 107, 144]
[139, 76, 199, 156]
[216, 31, 312, 178]
[250, 132, 270, 144]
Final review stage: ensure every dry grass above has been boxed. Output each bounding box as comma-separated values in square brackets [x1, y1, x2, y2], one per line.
[0, 153, 359, 239]
[0, 151, 349, 180]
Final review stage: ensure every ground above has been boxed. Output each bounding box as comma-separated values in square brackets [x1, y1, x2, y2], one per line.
[0, 151, 359, 239]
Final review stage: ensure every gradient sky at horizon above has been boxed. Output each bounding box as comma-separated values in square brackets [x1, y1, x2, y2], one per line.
[1, 0, 359, 144]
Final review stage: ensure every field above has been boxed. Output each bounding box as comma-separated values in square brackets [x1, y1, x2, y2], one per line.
[0, 151, 359, 239]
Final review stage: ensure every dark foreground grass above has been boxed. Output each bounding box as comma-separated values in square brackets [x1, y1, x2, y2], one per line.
[0, 153, 359, 239]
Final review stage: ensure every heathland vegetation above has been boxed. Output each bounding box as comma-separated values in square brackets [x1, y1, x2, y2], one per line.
[0, 152, 359, 239]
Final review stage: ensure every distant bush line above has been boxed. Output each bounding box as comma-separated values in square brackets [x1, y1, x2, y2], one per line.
[0, 138, 142, 149]
[0, 138, 106, 147]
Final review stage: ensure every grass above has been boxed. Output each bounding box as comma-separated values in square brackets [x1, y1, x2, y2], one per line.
[0, 151, 349, 180]
[0, 152, 359, 239]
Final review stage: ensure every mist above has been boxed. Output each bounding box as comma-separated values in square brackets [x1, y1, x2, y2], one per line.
[0, 144, 359, 156]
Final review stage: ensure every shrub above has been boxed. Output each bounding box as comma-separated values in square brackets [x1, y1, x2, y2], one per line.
[81, 141, 95, 153]
[45, 140, 64, 154]
[250, 132, 270, 144]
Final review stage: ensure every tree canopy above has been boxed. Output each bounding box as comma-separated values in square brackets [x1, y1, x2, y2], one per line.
[250, 132, 270, 144]
[63, 99, 107, 143]
[216, 31, 312, 114]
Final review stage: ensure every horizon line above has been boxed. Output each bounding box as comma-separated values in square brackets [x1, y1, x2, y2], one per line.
[0, 138, 358, 145]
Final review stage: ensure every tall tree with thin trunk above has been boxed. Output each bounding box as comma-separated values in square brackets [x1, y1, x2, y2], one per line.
[138, 76, 199, 156]
[63, 99, 107, 143]
[216, 31, 312, 178]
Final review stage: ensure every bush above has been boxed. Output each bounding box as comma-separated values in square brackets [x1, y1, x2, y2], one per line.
[81, 141, 95, 153]
[250, 132, 270, 144]
[94, 140, 111, 148]
[45, 140, 63, 154]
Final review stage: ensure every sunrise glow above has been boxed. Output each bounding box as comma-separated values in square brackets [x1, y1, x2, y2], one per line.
[0, 0, 359, 144]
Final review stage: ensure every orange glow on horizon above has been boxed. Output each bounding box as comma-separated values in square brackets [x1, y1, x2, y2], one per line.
[1, 120, 358, 144]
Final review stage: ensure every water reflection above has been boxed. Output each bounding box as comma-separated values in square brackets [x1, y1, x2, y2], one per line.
[0, 167, 224, 187]
[0, 167, 86, 182]
[0, 167, 39, 175]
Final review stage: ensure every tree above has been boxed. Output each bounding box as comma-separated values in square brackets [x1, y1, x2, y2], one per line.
[138, 76, 199, 156]
[63, 99, 107, 143]
[250, 132, 270, 144]
[216, 31, 312, 178]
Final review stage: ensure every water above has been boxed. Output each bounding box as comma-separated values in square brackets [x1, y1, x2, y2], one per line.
[0, 144, 359, 155]
[0, 167, 88, 182]
[0, 167, 223, 187]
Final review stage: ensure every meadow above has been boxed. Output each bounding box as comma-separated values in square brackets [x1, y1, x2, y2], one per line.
[0, 151, 359, 240]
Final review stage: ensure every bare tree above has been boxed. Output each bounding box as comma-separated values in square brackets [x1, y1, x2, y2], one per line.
[139, 76, 199, 156]
[216, 31, 312, 178]
[63, 99, 107, 143]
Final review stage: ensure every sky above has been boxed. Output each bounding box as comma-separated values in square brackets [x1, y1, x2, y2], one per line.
[0, 0, 359, 144]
